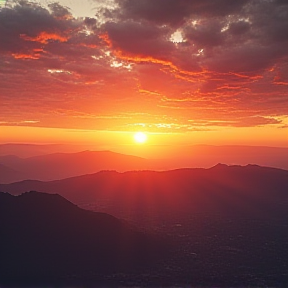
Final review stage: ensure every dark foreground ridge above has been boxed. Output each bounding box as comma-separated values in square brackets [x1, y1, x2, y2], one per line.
[0, 191, 166, 286]
[1, 165, 288, 286]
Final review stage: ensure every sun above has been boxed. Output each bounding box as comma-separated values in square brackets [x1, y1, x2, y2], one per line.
[134, 132, 147, 144]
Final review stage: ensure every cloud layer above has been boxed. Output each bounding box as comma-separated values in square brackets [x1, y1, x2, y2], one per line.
[1, 0, 288, 132]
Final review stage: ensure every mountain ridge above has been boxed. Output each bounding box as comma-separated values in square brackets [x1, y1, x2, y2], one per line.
[1, 164, 287, 224]
[1, 144, 288, 183]
[0, 191, 165, 286]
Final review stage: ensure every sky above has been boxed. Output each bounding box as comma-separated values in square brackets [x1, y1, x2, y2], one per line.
[0, 0, 288, 154]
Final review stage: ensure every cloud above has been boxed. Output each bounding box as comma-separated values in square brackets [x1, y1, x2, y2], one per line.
[0, 1, 81, 57]
[115, 0, 249, 27]
[103, 20, 174, 60]
[0, 0, 288, 132]
[20, 31, 69, 44]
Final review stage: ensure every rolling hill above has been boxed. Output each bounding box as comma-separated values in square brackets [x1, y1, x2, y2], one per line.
[0, 191, 165, 286]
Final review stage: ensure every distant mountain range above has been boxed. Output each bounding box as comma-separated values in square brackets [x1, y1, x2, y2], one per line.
[170, 144, 288, 170]
[0, 150, 155, 183]
[0, 163, 25, 183]
[1, 164, 288, 224]
[0, 191, 165, 286]
[0, 143, 80, 158]
[0, 144, 288, 183]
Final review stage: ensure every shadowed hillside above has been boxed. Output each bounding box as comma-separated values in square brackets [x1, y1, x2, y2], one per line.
[0, 191, 166, 286]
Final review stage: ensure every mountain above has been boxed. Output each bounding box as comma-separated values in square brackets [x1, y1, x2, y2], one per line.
[1, 144, 288, 184]
[0, 191, 165, 286]
[1, 164, 288, 224]
[0, 143, 80, 158]
[0, 150, 155, 183]
[1, 166, 288, 286]
[0, 163, 25, 183]
[161, 145, 288, 171]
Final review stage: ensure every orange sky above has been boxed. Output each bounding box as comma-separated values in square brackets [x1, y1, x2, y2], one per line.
[0, 125, 287, 159]
[0, 0, 287, 152]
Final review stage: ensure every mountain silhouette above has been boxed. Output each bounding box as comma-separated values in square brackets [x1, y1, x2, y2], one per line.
[1, 145, 288, 183]
[0, 191, 165, 286]
[0, 150, 155, 183]
[168, 145, 288, 170]
[1, 164, 288, 223]
[1, 165, 288, 286]
[0, 163, 25, 183]
[0, 143, 79, 158]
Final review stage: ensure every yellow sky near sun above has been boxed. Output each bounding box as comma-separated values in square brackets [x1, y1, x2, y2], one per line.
[0, 125, 287, 158]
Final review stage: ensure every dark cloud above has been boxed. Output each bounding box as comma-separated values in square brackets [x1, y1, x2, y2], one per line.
[204, 43, 286, 73]
[47, 2, 72, 19]
[184, 19, 225, 48]
[103, 20, 174, 60]
[0, 1, 81, 56]
[115, 0, 249, 26]
[227, 20, 251, 36]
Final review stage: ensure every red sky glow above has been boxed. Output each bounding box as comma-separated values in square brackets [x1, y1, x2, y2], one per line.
[0, 0, 287, 151]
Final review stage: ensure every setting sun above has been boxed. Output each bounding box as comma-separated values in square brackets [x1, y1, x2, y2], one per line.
[134, 132, 147, 144]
